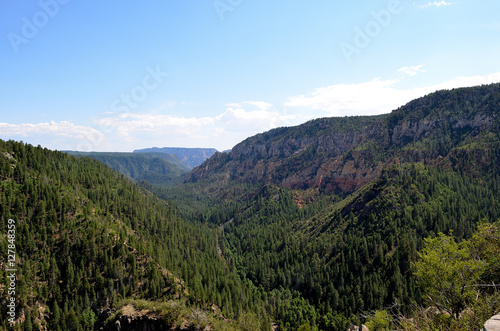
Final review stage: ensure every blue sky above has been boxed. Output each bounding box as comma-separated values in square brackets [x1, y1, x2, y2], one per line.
[1, 0, 499, 151]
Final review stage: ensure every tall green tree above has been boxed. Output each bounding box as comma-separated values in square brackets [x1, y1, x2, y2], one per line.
[413, 233, 485, 318]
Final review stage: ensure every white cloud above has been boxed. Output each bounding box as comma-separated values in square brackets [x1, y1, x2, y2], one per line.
[284, 72, 500, 117]
[415, 1, 452, 9]
[89, 106, 291, 151]
[0, 121, 106, 151]
[100, 112, 215, 137]
[0, 121, 103, 141]
[398, 65, 426, 76]
[0, 106, 299, 152]
[226, 101, 273, 111]
[216, 108, 281, 132]
[285, 79, 404, 116]
[0, 121, 99, 137]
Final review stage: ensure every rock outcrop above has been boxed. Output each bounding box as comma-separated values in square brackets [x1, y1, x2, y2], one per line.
[96, 307, 173, 331]
[188, 117, 390, 194]
[483, 313, 500, 331]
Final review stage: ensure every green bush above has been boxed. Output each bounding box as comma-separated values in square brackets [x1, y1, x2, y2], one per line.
[365, 310, 392, 331]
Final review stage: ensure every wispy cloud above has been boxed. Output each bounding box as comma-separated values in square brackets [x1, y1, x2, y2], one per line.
[0, 121, 106, 151]
[226, 101, 273, 111]
[399, 65, 426, 76]
[415, 1, 452, 9]
[284, 72, 500, 117]
[89, 107, 289, 151]
[0, 106, 297, 152]
[0, 121, 103, 140]
[285, 79, 401, 116]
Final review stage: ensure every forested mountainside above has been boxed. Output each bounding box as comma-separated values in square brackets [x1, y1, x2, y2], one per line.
[172, 84, 500, 329]
[66, 151, 189, 186]
[134, 147, 218, 169]
[0, 141, 272, 330]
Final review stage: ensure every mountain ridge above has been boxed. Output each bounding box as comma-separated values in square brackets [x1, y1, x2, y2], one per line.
[134, 147, 218, 169]
[187, 84, 500, 195]
[65, 151, 189, 186]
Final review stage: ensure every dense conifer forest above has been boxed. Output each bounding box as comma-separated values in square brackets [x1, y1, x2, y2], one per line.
[0, 141, 271, 330]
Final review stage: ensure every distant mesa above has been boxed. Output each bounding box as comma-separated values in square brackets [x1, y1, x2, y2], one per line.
[64, 151, 189, 186]
[134, 147, 218, 169]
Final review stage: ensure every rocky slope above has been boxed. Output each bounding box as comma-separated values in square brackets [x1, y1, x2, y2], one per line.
[187, 84, 500, 195]
[97, 308, 170, 331]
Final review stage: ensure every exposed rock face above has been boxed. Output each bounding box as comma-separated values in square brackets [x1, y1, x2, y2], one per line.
[187, 84, 500, 195]
[109, 316, 167, 331]
[188, 118, 390, 194]
[483, 313, 500, 331]
[96, 308, 172, 331]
